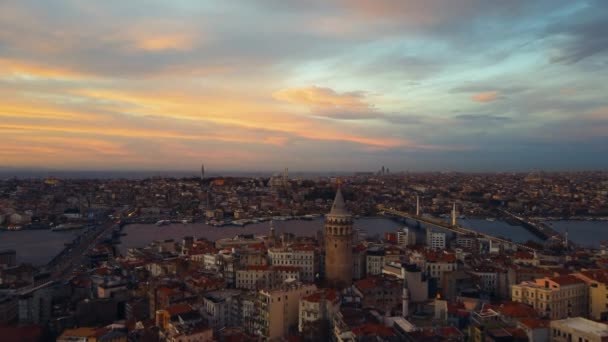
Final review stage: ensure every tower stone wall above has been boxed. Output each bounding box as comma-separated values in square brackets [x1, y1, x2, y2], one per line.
[324, 188, 353, 288]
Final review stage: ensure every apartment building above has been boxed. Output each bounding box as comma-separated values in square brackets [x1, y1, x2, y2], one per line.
[511, 275, 588, 319]
[268, 245, 318, 282]
[574, 269, 608, 321]
[256, 281, 317, 340]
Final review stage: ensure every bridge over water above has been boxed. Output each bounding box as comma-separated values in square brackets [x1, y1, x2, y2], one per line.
[377, 204, 538, 252]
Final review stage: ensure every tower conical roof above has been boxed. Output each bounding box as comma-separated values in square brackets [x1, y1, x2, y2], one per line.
[329, 188, 349, 216]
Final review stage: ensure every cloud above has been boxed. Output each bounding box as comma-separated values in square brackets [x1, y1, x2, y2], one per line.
[547, 2, 608, 64]
[273, 86, 369, 110]
[273, 86, 381, 120]
[134, 34, 196, 52]
[455, 114, 512, 123]
[0, 58, 90, 80]
[0, 0, 606, 170]
[471, 91, 499, 103]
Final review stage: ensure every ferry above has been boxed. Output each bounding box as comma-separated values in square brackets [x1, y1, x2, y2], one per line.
[155, 220, 171, 226]
[52, 223, 84, 231]
[208, 220, 226, 227]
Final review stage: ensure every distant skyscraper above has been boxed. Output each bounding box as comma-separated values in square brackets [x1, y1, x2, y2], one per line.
[324, 182, 353, 288]
[201, 164, 205, 180]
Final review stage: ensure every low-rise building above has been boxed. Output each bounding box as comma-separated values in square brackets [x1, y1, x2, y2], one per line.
[235, 265, 275, 290]
[550, 317, 608, 342]
[353, 275, 403, 315]
[517, 318, 549, 342]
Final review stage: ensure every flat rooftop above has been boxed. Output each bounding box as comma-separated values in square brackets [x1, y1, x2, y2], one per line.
[552, 317, 608, 337]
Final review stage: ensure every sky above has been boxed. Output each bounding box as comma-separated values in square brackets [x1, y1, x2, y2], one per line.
[1, 0, 607, 172]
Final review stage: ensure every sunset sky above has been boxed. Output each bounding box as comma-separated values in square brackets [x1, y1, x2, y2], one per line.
[1, 0, 607, 172]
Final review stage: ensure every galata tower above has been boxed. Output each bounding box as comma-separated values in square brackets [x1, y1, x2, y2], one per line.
[324, 183, 353, 288]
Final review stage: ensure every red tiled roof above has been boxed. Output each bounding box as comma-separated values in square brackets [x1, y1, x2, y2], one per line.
[158, 286, 180, 297]
[0, 325, 43, 342]
[519, 318, 550, 329]
[580, 270, 608, 284]
[167, 303, 194, 317]
[447, 301, 465, 315]
[495, 301, 538, 318]
[291, 245, 315, 251]
[425, 250, 456, 263]
[437, 326, 464, 337]
[245, 265, 270, 271]
[354, 275, 402, 291]
[352, 323, 395, 337]
[353, 244, 367, 252]
[303, 288, 338, 303]
[513, 251, 535, 259]
[94, 267, 111, 275]
[551, 275, 586, 286]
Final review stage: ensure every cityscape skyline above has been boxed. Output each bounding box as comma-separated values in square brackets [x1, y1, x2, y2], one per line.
[2, 0, 608, 171]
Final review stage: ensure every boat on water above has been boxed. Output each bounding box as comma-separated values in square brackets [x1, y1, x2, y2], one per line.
[155, 220, 171, 226]
[207, 219, 226, 227]
[52, 223, 84, 231]
[485, 218, 496, 222]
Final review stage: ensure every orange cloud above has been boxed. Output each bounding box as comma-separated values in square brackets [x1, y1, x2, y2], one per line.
[135, 34, 195, 51]
[588, 106, 608, 121]
[273, 86, 369, 110]
[1, 78, 415, 167]
[471, 91, 499, 103]
[66, 87, 404, 147]
[0, 58, 88, 80]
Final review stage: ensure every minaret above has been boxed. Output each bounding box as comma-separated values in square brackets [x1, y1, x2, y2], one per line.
[451, 202, 457, 227]
[402, 286, 410, 318]
[324, 179, 353, 288]
[269, 220, 276, 245]
[416, 195, 420, 216]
